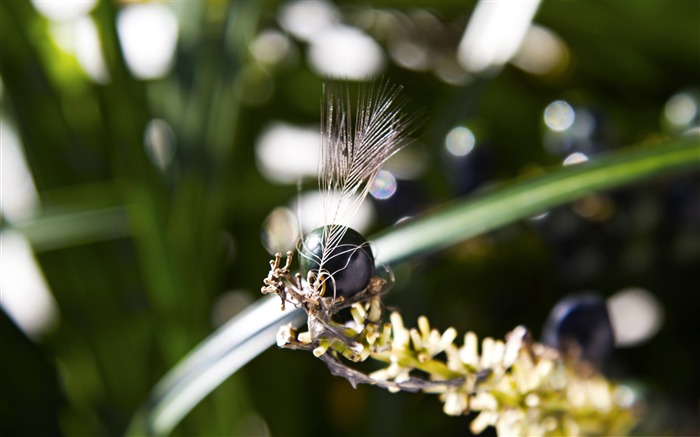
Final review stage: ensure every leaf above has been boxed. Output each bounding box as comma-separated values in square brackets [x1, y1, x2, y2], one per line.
[372, 136, 700, 265]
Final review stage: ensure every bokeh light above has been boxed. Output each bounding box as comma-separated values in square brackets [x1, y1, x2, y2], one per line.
[607, 287, 663, 347]
[31, 0, 97, 22]
[251, 29, 297, 68]
[665, 93, 697, 126]
[278, 0, 386, 77]
[0, 118, 39, 223]
[261, 207, 300, 255]
[563, 152, 589, 166]
[390, 38, 430, 72]
[255, 122, 320, 184]
[544, 100, 575, 132]
[117, 4, 178, 80]
[144, 119, 176, 172]
[445, 125, 476, 157]
[511, 24, 568, 76]
[75, 17, 110, 83]
[371, 8, 471, 85]
[458, 0, 541, 74]
[383, 10, 437, 73]
[0, 231, 59, 338]
[293, 190, 374, 235]
[369, 170, 398, 200]
[663, 90, 700, 133]
[569, 108, 596, 138]
[308, 25, 385, 79]
[278, 0, 339, 42]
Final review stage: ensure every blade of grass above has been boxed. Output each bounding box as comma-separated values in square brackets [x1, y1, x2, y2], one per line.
[126, 296, 305, 436]
[6, 206, 130, 252]
[373, 136, 700, 265]
[129, 136, 699, 435]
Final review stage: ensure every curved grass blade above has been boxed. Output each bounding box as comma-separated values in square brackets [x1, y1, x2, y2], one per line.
[126, 296, 304, 436]
[373, 136, 699, 264]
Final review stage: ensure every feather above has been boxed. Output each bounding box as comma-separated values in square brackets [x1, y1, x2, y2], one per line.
[313, 79, 414, 271]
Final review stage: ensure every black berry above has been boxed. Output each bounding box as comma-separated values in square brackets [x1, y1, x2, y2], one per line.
[542, 292, 615, 368]
[299, 225, 375, 298]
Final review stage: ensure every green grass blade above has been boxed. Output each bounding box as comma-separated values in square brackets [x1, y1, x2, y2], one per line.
[126, 296, 304, 436]
[6, 206, 130, 252]
[372, 136, 699, 264]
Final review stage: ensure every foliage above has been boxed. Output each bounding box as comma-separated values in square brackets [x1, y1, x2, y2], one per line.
[1, 1, 699, 436]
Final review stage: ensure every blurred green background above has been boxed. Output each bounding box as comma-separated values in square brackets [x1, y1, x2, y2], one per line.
[1, 0, 699, 436]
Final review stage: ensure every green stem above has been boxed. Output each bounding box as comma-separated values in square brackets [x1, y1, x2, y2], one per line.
[373, 351, 463, 380]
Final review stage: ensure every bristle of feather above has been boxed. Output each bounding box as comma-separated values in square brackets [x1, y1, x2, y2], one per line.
[317, 79, 414, 270]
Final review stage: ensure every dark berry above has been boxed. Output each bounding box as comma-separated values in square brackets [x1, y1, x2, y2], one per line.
[542, 292, 615, 368]
[299, 225, 375, 298]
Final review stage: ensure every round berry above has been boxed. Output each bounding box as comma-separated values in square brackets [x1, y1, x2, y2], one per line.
[542, 292, 614, 368]
[299, 226, 375, 298]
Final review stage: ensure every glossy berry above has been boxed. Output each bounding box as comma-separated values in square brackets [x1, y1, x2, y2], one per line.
[542, 292, 615, 368]
[299, 226, 375, 299]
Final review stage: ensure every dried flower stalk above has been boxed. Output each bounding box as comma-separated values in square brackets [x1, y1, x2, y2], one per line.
[262, 251, 639, 436]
